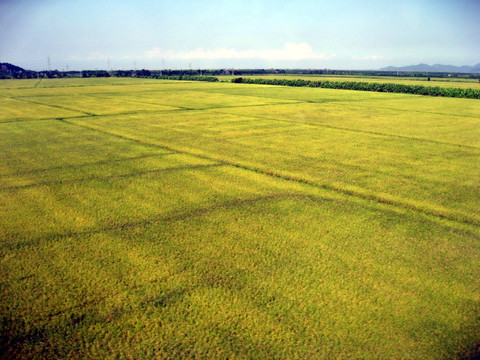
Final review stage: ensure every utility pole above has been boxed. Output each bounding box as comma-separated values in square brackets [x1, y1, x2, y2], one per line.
[47, 56, 51, 71]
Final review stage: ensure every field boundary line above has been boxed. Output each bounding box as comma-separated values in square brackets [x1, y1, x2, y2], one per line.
[82, 92, 304, 110]
[212, 109, 480, 150]
[194, 86, 480, 120]
[0, 152, 177, 178]
[81, 85, 318, 107]
[81, 93, 196, 110]
[5, 191, 479, 252]
[0, 115, 92, 125]
[1, 193, 333, 249]
[60, 119, 480, 227]
[0, 163, 224, 191]
[192, 86, 480, 119]
[3, 95, 94, 116]
[340, 102, 480, 120]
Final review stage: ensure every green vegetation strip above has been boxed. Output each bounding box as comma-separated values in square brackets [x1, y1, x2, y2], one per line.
[230, 77, 480, 99]
[154, 75, 219, 82]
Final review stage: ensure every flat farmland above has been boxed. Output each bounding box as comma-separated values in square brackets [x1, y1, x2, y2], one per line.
[219, 74, 480, 90]
[1, 78, 479, 359]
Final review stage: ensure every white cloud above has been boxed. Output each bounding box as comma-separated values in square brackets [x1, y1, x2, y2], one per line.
[352, 55, 393, 61]
[144, 43, 335, 61]
[69, 51, 110, 61]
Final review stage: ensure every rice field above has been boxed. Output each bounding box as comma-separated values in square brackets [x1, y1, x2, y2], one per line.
[0, 77, 479, 359]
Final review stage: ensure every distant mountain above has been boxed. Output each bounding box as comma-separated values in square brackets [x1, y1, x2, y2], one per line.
[380, 63, 480, 73]
[0, 62, 40, 79]
[0, 62, 26, 73]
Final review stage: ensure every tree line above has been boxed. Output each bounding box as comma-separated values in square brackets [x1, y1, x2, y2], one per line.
[152, 74, 218, 82]
[230, 77, 480, 99]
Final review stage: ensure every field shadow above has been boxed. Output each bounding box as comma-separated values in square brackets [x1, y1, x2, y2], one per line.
[459, 343, 480, 360]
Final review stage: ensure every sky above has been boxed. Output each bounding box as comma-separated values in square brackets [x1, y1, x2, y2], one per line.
[0, 0, 479, 71]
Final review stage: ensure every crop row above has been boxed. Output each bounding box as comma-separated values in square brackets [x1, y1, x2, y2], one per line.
[230, 77, 480, 99]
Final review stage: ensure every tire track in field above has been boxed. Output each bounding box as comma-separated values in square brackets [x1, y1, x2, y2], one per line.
[82, 92, 304, 111]
[59, 119, 480, 227]
[209, 109, 480, 150]
[136, 85, 345, 105]
[81, 93, 196, 111]
[52, 87, 476, 149]
[344, 101, 480, 120]
[0, 152, 176, 178]
[0, 163, 224, 191]
[2, 95, 95, 116]
[0, 108, 189, 125]
[0, 193, 331, 250]
[0, 114, 93, 124]
[197, 86, 480, 119]
[4, 191, 479, 252]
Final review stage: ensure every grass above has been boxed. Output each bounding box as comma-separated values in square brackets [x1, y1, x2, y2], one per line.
[1, 77, 479, 359]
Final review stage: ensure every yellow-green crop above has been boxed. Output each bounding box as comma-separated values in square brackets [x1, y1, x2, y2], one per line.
[1, 78, 479, 359]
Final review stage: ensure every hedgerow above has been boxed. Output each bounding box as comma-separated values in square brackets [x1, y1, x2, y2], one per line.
[152, 74, 218, 82]
[231, 77, 480, 99]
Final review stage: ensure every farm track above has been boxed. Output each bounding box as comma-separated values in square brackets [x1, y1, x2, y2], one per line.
[2, 95, 95, 116]
[3, 86, 478, 226]
[9, 189, 477, 253]
[0, 152, 177, 177]
[0, 115, 92, 124]
[0, 163, 224, 191]
[190, 86, 480, 119]
[4, 91, 478, 150]
[60, 118, 480, 228]
[81, 92, 305, 110]
[3, 193, 317, 249]
[211, 109, 480, 149]
[91, 86, 480, 120]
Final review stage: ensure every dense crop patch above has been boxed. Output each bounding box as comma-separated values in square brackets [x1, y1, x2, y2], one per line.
[1, 78, 479, 359]
[230, 77, 480, 99]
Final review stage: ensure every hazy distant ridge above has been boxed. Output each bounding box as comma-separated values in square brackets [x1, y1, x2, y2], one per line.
[0, 62, 25, 72]
[381, 63, 480, 73]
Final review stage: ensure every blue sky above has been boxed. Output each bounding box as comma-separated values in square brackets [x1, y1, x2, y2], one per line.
[1, 0, 479, 70]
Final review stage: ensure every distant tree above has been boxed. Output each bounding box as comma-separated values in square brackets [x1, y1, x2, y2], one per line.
[137, 69, 151, 77]
[95, 70, 110, 77]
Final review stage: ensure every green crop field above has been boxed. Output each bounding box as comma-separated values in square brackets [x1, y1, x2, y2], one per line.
[1, 78, 479, 359]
